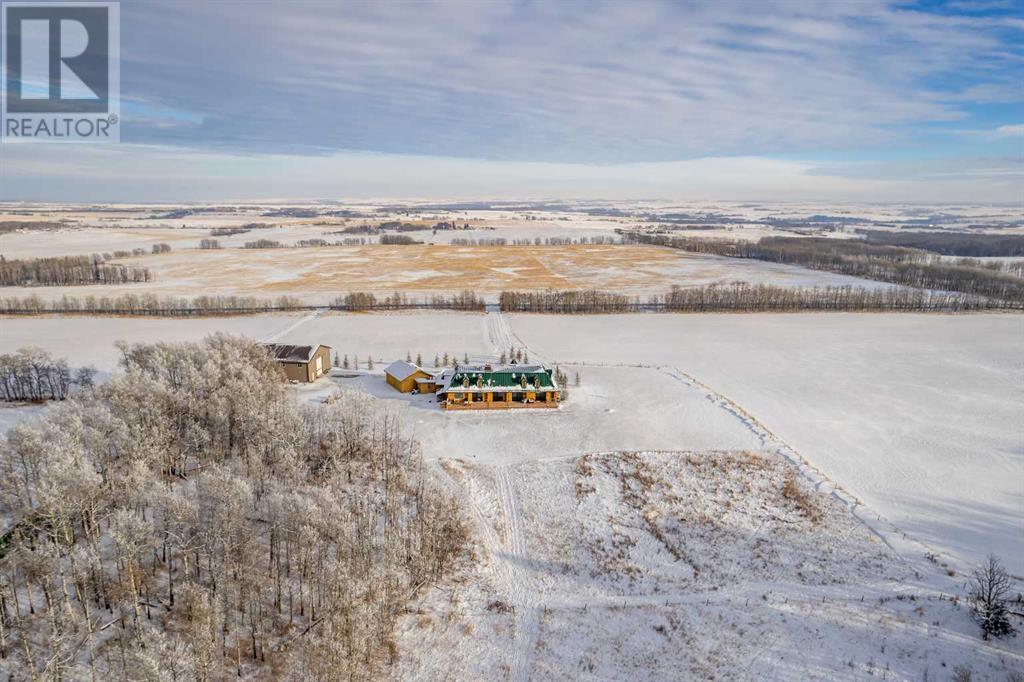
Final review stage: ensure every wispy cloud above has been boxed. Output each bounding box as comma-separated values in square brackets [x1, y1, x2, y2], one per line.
[111, 0, 1022, 162]
[4, 1, 1021, 201]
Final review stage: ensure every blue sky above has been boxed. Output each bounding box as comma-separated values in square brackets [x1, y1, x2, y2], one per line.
[2, 0, 1022, 202]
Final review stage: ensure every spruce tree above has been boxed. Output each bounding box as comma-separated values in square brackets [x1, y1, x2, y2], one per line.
[406, 350, 412, 363]
[416, 352, 423, 366]
[367, 355, 374, 370]
[434, 354, 440, 368]
[343, 354, 349, 369]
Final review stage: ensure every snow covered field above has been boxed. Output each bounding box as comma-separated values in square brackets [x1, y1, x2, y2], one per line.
[2, 310, 1020, 576]
[511, 312, 1024, 576]
[1, 308, 1021, 677]
[394, 450, 1022, 680]
[0, 314, 308, 370]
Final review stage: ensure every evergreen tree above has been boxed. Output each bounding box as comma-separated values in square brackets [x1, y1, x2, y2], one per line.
[464, 352, 469, 364]
[434, 354, 440, 368]
[574, 371, 581, 387]
[442, 352, 449, 367]
[367, 355, 374, 370]
[416, 352, 423, 366]
[523, 352, 529, 364]
[499, 351, 507, 364]
[343, 354, 350, 369]
[334, 352, 340, 366]
[516, 349, 523, 362]
[406, 350, 412, 363]
[354, 356, 359, 370]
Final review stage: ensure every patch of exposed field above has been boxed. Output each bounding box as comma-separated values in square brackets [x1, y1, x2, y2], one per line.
[394, 451, 1022, 680]
[132, 243, 896, 295]
[511, 312, 1024, 575]
[1, 244, 897, 302]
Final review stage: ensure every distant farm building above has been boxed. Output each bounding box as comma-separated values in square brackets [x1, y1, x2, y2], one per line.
[261, 343, 332, 383]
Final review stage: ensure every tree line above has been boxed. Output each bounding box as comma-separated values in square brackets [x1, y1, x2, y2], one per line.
[0, 255, 151, 287]
[621, 231, 1024, 303]
[0, 290, 486, 316]
[330, 290, 485, 311]
[858, 230, 1024, 257]
[0, 336, 468, 679]
[499, 284, 1019, 313]
[0, 348, 81, 402]
[449, 236, 621, 246]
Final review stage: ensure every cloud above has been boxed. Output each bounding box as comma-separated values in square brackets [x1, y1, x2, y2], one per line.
[993, 124, 1024, 137]
[104, 0, 1023, 162]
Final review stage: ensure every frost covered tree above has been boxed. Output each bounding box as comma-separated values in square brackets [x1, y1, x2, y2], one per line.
[574, 371, 581, 387]
[367, 355, 374, 370]
[499, 351, 507, 364]
[434, 354, 440, 368]
[406, 351, 412, 363]
[442, 352, 449, 367]
[416, 352, 422, 366]
[0, 335, 467, 679]
[343, 354, 350, 369]
[969, 554, 1016, 640]
[75, 365, 97, 390]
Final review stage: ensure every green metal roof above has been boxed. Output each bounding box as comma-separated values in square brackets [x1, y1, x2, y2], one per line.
[445, 366, 556, 391]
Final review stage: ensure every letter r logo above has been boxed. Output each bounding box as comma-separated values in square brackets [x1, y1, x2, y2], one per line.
[4, 4, 109, 113]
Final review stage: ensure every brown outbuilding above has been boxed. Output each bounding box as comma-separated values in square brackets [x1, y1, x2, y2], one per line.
[261, 343, 332, 383]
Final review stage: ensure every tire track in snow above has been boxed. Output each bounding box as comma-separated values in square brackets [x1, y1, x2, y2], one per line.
[433, 460, 538, 681]
[495, 465, 538, 682]
[485, 306, 515, 356]
[260, 309, 323, 343]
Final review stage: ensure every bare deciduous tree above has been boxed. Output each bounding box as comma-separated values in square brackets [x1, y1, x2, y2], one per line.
[969, 554, 1016, 640]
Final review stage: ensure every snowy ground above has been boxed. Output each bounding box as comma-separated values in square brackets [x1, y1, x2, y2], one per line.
[0, 314, 309, 371]
[2, 310, 1020, 573]
[393, 450, 1023, 681]
[509, 313, 1024, 578]
[1, 308, 1021, 678]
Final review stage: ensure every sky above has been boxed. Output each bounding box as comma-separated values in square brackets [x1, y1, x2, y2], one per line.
[1, 0, 1022, 203]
